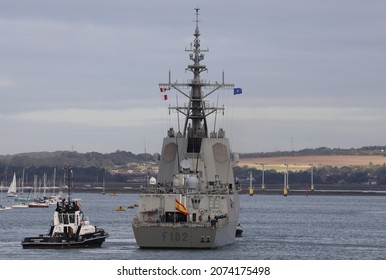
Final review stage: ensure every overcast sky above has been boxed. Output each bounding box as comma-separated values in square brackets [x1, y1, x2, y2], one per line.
[1, 0, 385, 155]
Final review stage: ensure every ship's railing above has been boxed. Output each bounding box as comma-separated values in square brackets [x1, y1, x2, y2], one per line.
[159, 81, 234, 90]
[132, 216, 229, 228]
[133, 217, 212, 228]
[140, 185, 230, 195]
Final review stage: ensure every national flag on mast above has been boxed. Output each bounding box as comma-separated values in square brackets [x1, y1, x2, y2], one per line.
[159, 87, 170, 92]
[160, 87, 170, 101]
[175, 199, 189, 216]
[233, 88, 242, 95]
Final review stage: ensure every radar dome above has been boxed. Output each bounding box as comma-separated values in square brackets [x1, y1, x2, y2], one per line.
[149, 177, 157, 186]
[180, 159, 192, 170]
[172, 177, 181, 187]
[186, 175, 199, 188]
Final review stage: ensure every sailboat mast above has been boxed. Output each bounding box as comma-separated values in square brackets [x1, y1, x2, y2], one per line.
[53, 167, 56, 196]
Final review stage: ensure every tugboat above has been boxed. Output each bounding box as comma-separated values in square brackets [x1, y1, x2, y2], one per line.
[132, 8, 241, 248]
[21, 166, 108, 249]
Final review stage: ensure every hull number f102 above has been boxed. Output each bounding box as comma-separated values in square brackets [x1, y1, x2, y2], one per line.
[162, 232, 188, 242]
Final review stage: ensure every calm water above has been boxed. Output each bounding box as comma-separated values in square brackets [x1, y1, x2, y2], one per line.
[1, 193, 386, 260]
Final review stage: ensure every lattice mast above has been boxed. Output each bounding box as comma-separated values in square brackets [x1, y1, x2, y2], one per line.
[159, 8, 234, 139]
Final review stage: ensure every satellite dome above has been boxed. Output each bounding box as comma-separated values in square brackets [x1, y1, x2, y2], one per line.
[149, 177, 157, 186]
[172, 177, 181, 187]
[186, 175, 199, 188]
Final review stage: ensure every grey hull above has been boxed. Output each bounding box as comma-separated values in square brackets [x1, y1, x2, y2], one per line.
[132, 222, 236, 249]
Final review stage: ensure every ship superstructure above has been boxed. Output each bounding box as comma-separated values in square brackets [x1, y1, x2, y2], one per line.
[132, 8, 240, 248]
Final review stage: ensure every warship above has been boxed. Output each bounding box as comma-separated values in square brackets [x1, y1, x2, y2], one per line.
[132, 8, 241, 248]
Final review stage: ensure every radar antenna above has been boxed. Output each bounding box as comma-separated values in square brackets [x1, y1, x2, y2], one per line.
[159, 7, 234, 139]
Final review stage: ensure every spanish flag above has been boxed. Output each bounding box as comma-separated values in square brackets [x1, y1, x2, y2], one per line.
[175, 199, 189, 216]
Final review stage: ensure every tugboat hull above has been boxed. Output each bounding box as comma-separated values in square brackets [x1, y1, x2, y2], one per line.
[21, 234, 108, 249]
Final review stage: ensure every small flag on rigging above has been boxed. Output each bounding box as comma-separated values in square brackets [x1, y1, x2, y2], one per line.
[233, 88, 242, 95]
[159, 87, 170, 92]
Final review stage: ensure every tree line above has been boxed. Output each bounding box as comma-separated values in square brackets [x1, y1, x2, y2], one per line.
[1, 147, 386, 186]
[234, 164, 386, 186]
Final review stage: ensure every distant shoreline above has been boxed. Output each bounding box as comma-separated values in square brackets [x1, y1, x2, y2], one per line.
[68, 182, 386, 196]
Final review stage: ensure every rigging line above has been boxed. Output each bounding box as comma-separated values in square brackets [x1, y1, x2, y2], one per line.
[176, 93, 181, 133]
[228, 91, 235, 151]
[158, 89, 167, 145]
[174, 135, 181, 174]
[213, 91, 220, 133]
[195, 144, 200, 174]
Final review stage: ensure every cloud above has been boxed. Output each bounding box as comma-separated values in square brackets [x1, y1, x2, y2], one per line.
[1, 1, 386, 155]
[0, 79, 16, 88]
[5, 107, 164, 127]
[233, 106, 386, 122]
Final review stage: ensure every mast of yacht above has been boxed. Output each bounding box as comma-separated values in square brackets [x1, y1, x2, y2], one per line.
[53, 167, 56, 196]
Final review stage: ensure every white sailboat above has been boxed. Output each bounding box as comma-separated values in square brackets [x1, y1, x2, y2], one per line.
[1, 186, 12, 211]
[28, 174, 49, 208]
[7, 173, 17, 197]
[45, 168, 62, 205]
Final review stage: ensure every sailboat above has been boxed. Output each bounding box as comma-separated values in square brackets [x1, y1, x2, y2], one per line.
[13, 168, 33, 203]
[0, 186, 12, 211]
[28, 174, 49, 208]
[45, 168, 62, 205]
[7, 173, 17, 197]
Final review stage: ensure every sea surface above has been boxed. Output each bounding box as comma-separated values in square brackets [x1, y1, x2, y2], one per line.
[1, 192, 386, 260]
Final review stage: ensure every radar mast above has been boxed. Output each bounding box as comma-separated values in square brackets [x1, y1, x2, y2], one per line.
[159, 7, 234, 139]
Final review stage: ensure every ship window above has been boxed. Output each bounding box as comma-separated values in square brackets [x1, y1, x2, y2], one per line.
[175, 212, 188, 222]
[63, 214, 69, 225]
[187, 138, 201, 153]
[69, 214, 75, 223]
[165, 211, 188, 223]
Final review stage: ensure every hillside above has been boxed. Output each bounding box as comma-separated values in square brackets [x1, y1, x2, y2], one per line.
[1, 146, 386, 185]
[238, 155, 386, 172]
[239, 146, 386, 158]
[1, 146, 385, 168]
[0, 150, 152, 170]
